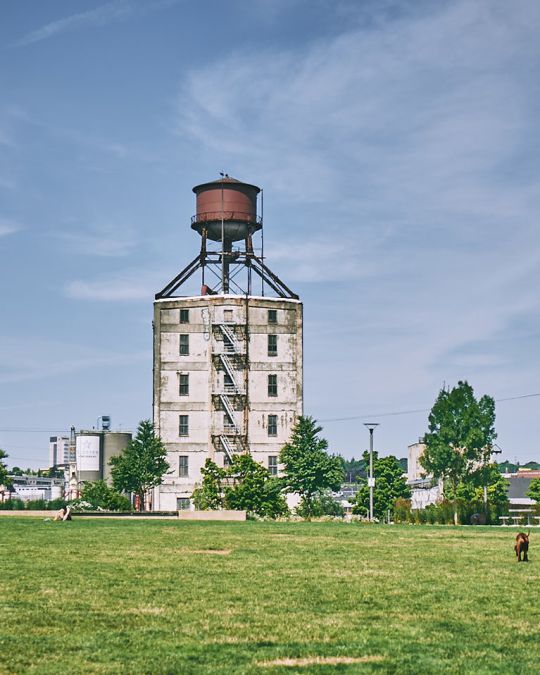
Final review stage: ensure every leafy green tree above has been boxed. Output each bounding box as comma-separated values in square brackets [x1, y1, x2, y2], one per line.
[450, 464, 509, 506]
[224, 454, 288, 518]
[341, 457, 367, 482]
[0, 450, 11, 488]
[526, 478, 540, 503]
[109, 420, 170, 511]
[192, 456, 288, 518]
[280, 416, 344, 519]
[421, 381, 496, 525]
[80, 480, 132, 511]
[498, 460, 518, 473]
[40, 467, 65, 479]
[296, 491, 345, 518]
[352, 452, 411, 520]
[191, 459, 226, 510]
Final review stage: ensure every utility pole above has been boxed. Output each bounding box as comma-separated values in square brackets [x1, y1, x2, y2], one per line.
[364, 423, 379, 521]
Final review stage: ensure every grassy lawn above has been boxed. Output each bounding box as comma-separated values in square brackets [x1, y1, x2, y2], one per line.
[1, 519, 539, 674]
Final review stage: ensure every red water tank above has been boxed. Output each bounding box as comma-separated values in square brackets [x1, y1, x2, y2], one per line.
[191, 176, 261, 242]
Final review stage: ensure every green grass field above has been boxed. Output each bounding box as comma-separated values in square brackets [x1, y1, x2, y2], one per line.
[1, 518, 539, 674]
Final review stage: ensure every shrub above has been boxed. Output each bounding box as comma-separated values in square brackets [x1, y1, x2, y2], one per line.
[296, 492, 344, 518]
[0, 498, 25, 510]
[393, 498, 411, 523]
[79, 480, 132, 511]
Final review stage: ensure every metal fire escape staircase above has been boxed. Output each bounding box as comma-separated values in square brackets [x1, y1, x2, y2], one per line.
[214, 323, 246, 461]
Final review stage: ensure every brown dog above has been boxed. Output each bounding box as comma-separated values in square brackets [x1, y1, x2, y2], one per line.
[515, 531, 529, 562]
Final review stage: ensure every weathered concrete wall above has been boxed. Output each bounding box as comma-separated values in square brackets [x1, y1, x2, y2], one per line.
[153, 295, 303, 511]
[177, 509, 246, 521]
[407, 442, 426, 482]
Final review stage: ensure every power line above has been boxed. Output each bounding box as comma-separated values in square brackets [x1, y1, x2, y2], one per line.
[0, 392, 539, 434]
[319, 392, 540, 424]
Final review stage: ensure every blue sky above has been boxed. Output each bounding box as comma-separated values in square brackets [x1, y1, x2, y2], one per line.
[1, 0, 540, 468]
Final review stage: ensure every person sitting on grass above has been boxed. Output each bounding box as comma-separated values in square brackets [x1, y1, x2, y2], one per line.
[53, 505, 72, 521]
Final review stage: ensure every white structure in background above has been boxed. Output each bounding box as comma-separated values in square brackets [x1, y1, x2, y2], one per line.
[407, 441, 443, 509]
[49, 435, 74, 468]
[10, 475, 64, 502]
[153, 176, 303, 511]
[64, 428, 132, 499]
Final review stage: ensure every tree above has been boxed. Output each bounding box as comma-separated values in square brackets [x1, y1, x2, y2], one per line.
[295, 491, 345, 518]
[0, 450, 11, 488]
[191, 459, 226, 510]
[224, 454, 288, 518]
[420, 381, 496, 525]
[80, 480, 132, 511]
[526, 478, 540, 503]
[352, 452, 411, 520]
[280, 416, 344, 519]
[341, 457, 367, 483]
[450, 464, 509, 506]
[109, 420, 170, 511]
[192, 456, 289, 518]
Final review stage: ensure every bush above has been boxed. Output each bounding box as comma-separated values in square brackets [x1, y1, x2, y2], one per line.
[390, 497, 510, 526]
[0, 498, 25, 510]
[296, 492, 344, 518]
[393, 498, 411, 523]
[23, 499, 48, 510]
[79, 480, 132, 512]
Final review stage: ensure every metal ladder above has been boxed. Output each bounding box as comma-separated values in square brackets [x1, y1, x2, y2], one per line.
[219, 323, 238, 352]
[219, 354, 241, 393]
[219, 393, 239, 433]
[219, 435, 235, 463]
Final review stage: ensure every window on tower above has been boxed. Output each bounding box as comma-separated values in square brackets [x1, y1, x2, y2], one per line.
[268, 334, 277, 357]
[179, 373, 189, 396]
[179, 415, 189, 436]
[177, 497, 191, 510]
[268, 374, 278, 397]
[179, 309, 190, 324]
[179, 455, 189, 477]
[223, 413, 235, 432]
[179, 334, 189, 355]
[268, 414, 278, 436]
[224, 372, 235, 392]
[268, 456, 278, 476]
[268, 309, 277, 324]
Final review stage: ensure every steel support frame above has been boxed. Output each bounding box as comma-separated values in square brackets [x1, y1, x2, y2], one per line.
[155, 251, 298, 300]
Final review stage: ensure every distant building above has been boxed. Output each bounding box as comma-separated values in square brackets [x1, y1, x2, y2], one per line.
[503, 469, 540, 506]
[49, 435, 74, 467]
[67, 430, 132, 497]
[407, 441, 443, 509]
[10, 475, 64, 502]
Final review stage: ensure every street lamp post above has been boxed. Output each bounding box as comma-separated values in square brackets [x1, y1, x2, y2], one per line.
[364, 423, 379, 521]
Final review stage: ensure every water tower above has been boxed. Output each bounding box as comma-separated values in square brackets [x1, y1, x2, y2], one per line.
[156, 175, 297, 299]
[152, 175, 303, 512]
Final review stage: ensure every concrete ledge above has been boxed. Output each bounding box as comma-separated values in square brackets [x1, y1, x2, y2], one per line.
[178, 509, 246, 521]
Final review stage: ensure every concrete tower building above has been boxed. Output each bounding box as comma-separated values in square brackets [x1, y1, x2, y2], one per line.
[153, 176, 302, 511]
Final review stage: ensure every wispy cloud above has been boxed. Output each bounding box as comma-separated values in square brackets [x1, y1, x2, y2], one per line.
[0, 218, 23, 237]
[54, 221, 138, 257]
[65, 268, 163, 301]
[172, 0, 540, 434]
[0, 337, 150, 384]
[13, 0, 180, 47]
